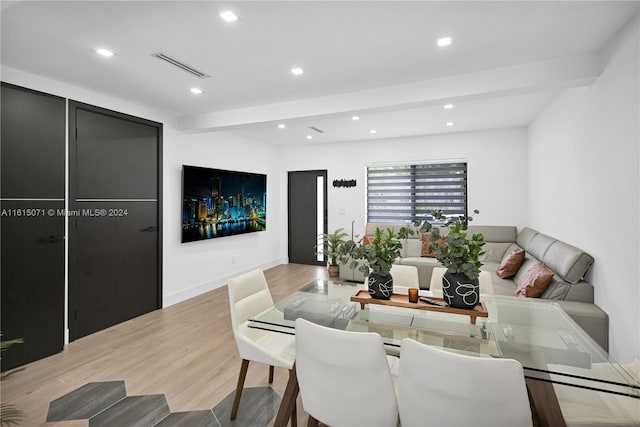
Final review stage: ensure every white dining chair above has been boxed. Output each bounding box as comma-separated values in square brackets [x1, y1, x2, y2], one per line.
[294, 318, 399, 427]
[398, 338, 532, 427]
[227, 269, 297, 424]
[390, 264, 420, 288]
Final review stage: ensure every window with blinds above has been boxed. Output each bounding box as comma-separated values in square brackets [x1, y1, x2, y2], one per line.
[367, 162, 468, 224]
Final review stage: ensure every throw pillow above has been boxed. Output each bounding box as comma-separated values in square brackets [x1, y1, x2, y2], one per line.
[362, 235, 375, 245]
[496, 248, 526, 279]
[514, 263, 555, 298]
[421, 233, 445, 258]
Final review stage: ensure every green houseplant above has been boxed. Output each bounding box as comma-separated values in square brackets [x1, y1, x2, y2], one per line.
[343, 227, 402, 277]
[1, 335, 24, 426]
[340, 227, 413, 299]
[315, 228, 349, 277]
[427, 210, 486, 309]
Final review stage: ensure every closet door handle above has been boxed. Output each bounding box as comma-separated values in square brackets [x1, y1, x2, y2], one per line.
[141, 226, 157, 232]
[38, 235, 64, 243]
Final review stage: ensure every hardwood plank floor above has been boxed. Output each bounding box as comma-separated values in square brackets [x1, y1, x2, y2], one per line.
[1, 263, 330, 427]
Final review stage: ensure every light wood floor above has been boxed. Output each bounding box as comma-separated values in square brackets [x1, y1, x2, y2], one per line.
[2, 263, 329, 427]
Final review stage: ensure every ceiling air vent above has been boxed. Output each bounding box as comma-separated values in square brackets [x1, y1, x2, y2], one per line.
[151, 52, 210, 79]
[309, 126, 325, 133]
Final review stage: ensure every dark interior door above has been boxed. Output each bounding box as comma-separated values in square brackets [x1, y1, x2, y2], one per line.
[69, 102, 162, 340]
[288, 170, 327, 265]
[0, 83, 65, 370]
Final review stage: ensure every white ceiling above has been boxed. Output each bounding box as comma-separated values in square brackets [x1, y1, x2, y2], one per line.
[1, 1, 637, 145]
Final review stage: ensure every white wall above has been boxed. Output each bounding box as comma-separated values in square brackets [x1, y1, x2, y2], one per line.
[162, 129, 284, 306]
[528, 15, 639, 362]
[279, 127, 529, 257]
[1, 66, 285, 310]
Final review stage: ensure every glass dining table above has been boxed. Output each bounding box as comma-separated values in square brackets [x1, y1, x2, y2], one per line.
[249, 279, 639, 427]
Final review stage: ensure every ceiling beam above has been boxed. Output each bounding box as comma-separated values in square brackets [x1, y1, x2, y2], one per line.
[176, 52, 601, 133]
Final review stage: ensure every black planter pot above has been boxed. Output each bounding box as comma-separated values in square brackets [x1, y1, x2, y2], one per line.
[442, 270, 480, 309]
[367, 273, 393, 300]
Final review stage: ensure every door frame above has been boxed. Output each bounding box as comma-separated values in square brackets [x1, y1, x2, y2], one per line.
[68, 101, 163, 339]
[287, 169, 327, 266]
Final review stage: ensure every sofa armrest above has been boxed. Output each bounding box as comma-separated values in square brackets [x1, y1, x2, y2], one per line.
[563, 281, 594, 303]
[555, 300, 609, 352]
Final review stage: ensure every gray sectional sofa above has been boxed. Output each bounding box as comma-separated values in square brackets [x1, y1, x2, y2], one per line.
[339, 223, 609, 351]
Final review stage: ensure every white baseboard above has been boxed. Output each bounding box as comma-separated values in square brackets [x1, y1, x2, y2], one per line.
[162, 257, 287, 308]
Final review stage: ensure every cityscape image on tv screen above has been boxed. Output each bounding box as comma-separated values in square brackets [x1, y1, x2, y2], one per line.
[182, 165, 267, 243]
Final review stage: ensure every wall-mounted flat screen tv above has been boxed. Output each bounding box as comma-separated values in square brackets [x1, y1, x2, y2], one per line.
[182, 165, 266, 243]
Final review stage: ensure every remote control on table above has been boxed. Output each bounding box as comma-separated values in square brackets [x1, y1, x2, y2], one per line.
[419, 297, 448, 307]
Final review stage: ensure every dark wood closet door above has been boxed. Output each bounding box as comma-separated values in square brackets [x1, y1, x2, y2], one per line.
[69, 102, 162, 341]
[0, 83, 65, 370]
[0, 83, 65, 198]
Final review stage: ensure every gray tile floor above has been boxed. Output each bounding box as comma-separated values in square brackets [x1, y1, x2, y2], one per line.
[46, 381, 279, 427]
[47, 381, 127, 422]
[213, 386, 281, 427]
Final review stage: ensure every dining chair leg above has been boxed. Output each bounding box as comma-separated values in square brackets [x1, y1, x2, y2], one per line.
[230, 358, 250, 420]
[269, 365, 274, 383]
[306, 414, 319, 427]
[292, 400, 297, 427]
[273, 364, 299, 427]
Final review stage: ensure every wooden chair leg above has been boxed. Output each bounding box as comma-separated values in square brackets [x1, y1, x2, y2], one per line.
[230, 359, 250, 420]
[269, 365, 274, 383]
[273, 364, 299, 427]
[307, 415, 319, 427]
[292, 400, 297, 427]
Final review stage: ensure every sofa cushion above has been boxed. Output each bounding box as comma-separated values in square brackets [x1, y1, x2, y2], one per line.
[480, 242, 516, 263]
[527, 233, 556, 261]
[516, 227, 538, 249]
[514, 263, 555, 298]
[543, 241, 594, 284]
[539, 277, 572, 300]
[401, 238, 422, 258]
[496, 248, 526, 279]
[467, 225, 517, 243]
[482, 262, 518, 296]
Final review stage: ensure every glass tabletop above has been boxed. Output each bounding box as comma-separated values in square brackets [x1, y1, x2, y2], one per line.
[249, 279, 640, 399]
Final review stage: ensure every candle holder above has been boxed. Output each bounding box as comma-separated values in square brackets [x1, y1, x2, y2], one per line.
[408, 288, 419, 303]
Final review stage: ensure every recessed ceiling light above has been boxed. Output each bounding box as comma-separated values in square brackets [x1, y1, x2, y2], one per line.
[351, 115, 360, 121]
[96, 48, 114, 57]
[446, 122, 454, 127]
[291, 67, 304, 76]
[278, 124, 286, 129]
[190, 87, 203, 94]
[443, 104, 454, 110]
[437, 37, 452, 47]
[306, 135, 313, 140]
[369, 129, 377, 134]
[220, 10, 238, 22]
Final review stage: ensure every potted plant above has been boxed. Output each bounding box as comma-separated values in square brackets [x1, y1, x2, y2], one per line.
[427, 210, 485, 309]
[340, 227, 405, 299]
[1, 334, 24, 426]
[315, 228, 349, 277]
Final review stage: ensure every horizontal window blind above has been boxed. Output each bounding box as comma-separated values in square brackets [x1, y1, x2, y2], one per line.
[367, 162, 467, 224]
